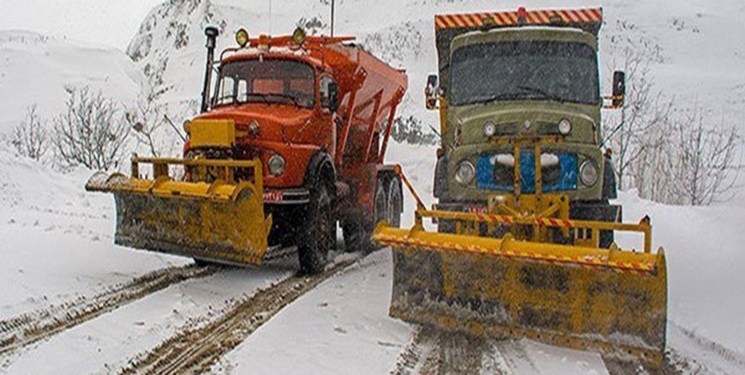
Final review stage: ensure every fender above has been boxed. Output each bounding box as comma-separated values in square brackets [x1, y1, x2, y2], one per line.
[304, 151, 336, 191]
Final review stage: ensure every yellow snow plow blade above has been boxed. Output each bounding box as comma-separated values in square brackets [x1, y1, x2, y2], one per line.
[86, 157, 272, 266]
[372, 168, 667, 367]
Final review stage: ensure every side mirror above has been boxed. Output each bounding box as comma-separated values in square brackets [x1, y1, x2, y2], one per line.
[612, 71, 625, 108]
[328, 82, 339, 113]
[425, 74, 439, 110]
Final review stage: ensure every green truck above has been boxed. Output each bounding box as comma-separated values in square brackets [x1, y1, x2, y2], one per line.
[429, 7, 625, 247]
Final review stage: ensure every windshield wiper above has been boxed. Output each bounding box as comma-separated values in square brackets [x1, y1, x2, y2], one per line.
[264, 93, 302, 107]
[516, 85, 565, 103]
[468, 93, 525, 105]
[244, 93, 270, 105]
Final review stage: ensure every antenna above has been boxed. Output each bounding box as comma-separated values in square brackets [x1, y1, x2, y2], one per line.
[330, 0, 335, 37]
[268, 0, 273, 34]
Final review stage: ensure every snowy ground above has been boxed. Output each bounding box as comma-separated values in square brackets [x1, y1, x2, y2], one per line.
[2, 140, 745, 374]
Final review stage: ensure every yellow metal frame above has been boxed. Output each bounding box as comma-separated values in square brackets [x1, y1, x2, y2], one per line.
[130, 156, 264, 195]
[94, 156, 273, 266]
[376, 165, 667, 367]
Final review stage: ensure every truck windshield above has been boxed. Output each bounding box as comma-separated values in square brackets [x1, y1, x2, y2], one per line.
[215, 59, 315, 109]
[450, 41, 599, 106]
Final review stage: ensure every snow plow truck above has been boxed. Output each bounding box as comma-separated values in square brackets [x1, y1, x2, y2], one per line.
[373, 7, 668, 366]
[87, 26, 407, 274]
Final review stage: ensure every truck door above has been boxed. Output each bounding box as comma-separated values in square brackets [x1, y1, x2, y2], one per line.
[319, 75, 338, 157]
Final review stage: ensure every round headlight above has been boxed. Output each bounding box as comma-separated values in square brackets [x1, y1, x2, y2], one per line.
[183, 120, 192, 135]
[292, 27, 307, 45]
[579, 160, 599, 186]
[268, 154, 286, 176]
[236, 28, 250, 47]
[483, 121, 497, 137]
[558, 118, 572, 135]
[455, 160, 476, 185]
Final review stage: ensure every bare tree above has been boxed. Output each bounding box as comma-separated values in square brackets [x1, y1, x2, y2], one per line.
[10, 105, 48, 161]
[52, 87, 130, 170]
[602, 24, 670, 190]
[123, 85, 165, 157]
[667, 109, 741, 205]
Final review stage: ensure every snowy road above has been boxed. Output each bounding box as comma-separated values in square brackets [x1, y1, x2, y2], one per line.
[210, 249, 615, 375]
[0, 265, 294, 374]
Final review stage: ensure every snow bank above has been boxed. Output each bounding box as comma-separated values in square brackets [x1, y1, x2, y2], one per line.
[616, 190, 745, 358]
[0, 150, 188, 319]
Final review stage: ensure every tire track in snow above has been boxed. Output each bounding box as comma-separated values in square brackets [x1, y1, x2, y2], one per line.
[0, 263, 217, 356]
[391, 327, 509, 375]
[118, 255, 363, 375]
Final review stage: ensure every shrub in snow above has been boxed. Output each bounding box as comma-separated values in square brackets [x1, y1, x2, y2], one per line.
[52, 87, 130, 171]
[9, 105, 48, 161]
[391, 115, 437, 146]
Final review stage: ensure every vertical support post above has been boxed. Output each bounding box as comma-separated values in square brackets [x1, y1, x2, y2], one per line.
[154, 162, 169, 179]
[254, 160, 264, 194]
[642, 216, 652, 253]
[534, 142, 542, 197]
[513, 143, 521, 199]
[378, 90, 403, 164]
[533, 142, 542, 242]
[131, 158, 139, 179]
[335, 69, 365, 166]
[363, 90, 384, 163]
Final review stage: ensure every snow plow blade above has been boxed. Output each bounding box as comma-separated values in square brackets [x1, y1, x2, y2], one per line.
[86, 157, 272, 266]
[373, 218, 667, 367]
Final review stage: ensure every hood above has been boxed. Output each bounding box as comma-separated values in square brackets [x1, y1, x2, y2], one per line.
[195, 103, 315, 144]
[449, 101, 600, 146]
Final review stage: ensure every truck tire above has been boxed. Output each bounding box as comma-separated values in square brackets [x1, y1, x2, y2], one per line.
[386, 177, 402, 228]
[373, 178, 388, 227]
[298, 183, 334, 274]
[342, 220, 369, 253]
[342, 177, 388, 254]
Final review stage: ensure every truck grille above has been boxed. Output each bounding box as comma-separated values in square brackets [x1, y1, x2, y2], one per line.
[476, 152, 578, 193]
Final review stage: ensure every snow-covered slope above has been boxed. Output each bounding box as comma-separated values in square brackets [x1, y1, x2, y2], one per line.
[0, 30, 143, 134]
[127, 0, 745, 121]
[0, 0, 163, 49]
[0, 149, 188, 319]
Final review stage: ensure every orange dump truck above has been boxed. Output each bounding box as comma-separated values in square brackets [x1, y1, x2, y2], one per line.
[87, 27, 408, 273]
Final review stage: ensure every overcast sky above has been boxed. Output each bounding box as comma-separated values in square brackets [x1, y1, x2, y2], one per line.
[0, 0, 164, 49]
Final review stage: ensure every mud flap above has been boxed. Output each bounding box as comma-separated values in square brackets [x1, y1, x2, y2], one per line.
[89, 173, 272, 266]
[375, 224, 667, 367]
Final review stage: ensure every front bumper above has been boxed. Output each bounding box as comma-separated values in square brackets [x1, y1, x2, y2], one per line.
[263, 188, 310, 205]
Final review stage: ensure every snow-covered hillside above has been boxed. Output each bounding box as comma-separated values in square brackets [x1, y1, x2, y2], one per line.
[0, 30, 143, 134]
[126, 0, 745, 122]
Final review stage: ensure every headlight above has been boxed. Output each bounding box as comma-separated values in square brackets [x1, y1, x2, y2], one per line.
[483, 121, 497, 137]
[292, 27, 306, 45]
[268, 154, 286, 176]
[236, 28, 249, 47]
[183, 120, 192, 135]
[455, 160, 476, 185]
[579, 160, 599, 186]
[558, 118, 572, 135]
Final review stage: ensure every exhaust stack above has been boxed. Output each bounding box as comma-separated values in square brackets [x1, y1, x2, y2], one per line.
[201, 26, 219, 113]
